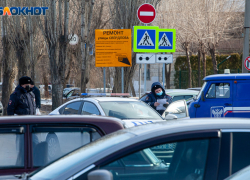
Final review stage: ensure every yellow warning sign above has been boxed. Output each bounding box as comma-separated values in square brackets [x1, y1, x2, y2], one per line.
[95, 29, 132, 67]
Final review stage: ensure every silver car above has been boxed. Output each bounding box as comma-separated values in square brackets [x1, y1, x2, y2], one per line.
[26, 118, 250, 180]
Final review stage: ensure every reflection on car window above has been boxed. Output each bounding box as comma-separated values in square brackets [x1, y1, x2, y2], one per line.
[206, 83, 230, 99]
[0, 133, 24, 168]
[63, 101, 81, 114]
[99, 101, 163, 120]
[162, 100, 187, 119]
[32, 128, 101, 167]
[101, 139, 209, 180]
[82, 102, 100, 115]
[72, 89, 80, 96]
[173, 95, 193, 102]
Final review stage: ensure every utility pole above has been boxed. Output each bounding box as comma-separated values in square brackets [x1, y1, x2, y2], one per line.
[243, 0, 250, 73]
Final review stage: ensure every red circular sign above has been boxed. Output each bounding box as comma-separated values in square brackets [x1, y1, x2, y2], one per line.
[244, 56, 250, 71]
[137, 3, 156, 24]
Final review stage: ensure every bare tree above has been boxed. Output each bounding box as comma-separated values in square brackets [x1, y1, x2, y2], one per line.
[1, 0, 15, 115]
[37, 0, 71, 110]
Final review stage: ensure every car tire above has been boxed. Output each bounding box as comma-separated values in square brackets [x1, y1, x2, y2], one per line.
[46, 133, 61, 161]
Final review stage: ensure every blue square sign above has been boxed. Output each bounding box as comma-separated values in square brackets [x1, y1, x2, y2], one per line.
[159, 32, 173, 50]
[211, 106, 224, 118]
[137, 29, 156, 50]
[157, 29, 176, 52]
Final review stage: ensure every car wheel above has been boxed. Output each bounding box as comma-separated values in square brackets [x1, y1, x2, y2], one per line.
[46, 133, 61, 161]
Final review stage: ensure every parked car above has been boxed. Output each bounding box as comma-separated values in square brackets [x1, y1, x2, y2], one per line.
[63, 87, 80, 100]
[0, 115, 125, 176]
[39, 85, 52, 95]
[49, 97, 190, 124]
[140, 89, 199, 102]
[26, 118, 250, 180]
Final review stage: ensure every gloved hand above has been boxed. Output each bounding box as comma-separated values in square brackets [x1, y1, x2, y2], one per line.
[163, 102, 169, 108]
[163, 104, 168, 108]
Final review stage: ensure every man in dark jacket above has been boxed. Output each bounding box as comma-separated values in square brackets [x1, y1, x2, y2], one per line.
[30, 80, 41, 109]
[7, 76, 36, 115]
[144, 82, 172, 115]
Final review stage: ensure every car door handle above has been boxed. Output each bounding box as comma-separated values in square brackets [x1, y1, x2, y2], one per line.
[224, 103, 232, 106]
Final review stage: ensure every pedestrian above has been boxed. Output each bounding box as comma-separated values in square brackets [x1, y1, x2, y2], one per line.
[7, 76, 36, 115]
[144, 82, 172, 115]
[30, 80, 41, 109]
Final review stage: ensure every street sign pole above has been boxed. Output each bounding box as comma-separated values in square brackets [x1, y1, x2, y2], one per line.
[144, 23, 147, 93]
[243, 0, 250, 73]
[103, 67, 106, 93]
[139, 64, 141, 98]
[122, 67, 124, 93]
[121, 27, 124, 93]
[162, 57, 165, 88]
[144, 64, 147, 93]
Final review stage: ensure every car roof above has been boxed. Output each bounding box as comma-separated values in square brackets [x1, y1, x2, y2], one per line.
[166, 90, 199, 96]
[0, 115, 125, 134]
[31, 118, 250, 180]
[77, 97, 138, 102]
[203, 73, 250, 81]
[123, 118, 250, 137]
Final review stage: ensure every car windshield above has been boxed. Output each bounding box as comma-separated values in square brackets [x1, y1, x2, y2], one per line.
[28, 131, 135, 180]
[99, 101, 163, 120]
[196, 82, 207, 100]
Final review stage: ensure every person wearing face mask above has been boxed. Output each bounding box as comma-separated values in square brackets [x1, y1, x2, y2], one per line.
[144, 82, 172, 115]
[7, 76, 36, 115]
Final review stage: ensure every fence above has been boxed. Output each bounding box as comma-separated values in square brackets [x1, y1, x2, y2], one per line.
[175, 69, 241, 89]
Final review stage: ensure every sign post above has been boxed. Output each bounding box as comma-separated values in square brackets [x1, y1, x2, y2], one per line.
[95, 29, 132, 93]
[244, 56, 250, 71]
[137, 3, 156, 24]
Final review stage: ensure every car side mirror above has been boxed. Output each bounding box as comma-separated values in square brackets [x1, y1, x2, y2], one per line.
[201, 91, 205, 101]
[88, 170, 113, 180]
[164, 114, 178, 120]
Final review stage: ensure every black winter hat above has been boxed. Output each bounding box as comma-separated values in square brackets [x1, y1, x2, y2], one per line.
[19, 76, 32, 85]
[152, 85, 162, 91]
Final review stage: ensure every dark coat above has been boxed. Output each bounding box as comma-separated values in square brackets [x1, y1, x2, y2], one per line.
[7, 85, 36, 115]
[32, 86, 41, 108]
[144, 82, 172, 115]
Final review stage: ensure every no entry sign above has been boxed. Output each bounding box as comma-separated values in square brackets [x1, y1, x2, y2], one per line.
[137, 3, 156, 24]
[244, 56, 250, 71]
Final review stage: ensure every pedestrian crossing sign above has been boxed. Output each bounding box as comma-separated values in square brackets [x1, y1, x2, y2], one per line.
[133, 26, 159, 52]
[158, 29, 176, 52]
[133, 26, 176, 53]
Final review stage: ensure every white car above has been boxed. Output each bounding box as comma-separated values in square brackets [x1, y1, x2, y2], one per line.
[49, 97, 190, 127]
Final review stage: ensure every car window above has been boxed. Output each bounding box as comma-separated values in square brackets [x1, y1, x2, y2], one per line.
[99, 101, 163, 120]
[72, 89, 80, 96]
[32, 126, 101, 167]
[232, 132, 250, 174]
[206, 83, 230, 98]
[163, 100, 188, 119]
[82, 102, 100, 115]
[100, 139, 209, 180]
[0, 128, 24, 168]
[63, 101, 82, 114]
[172, 95, 193, 102]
